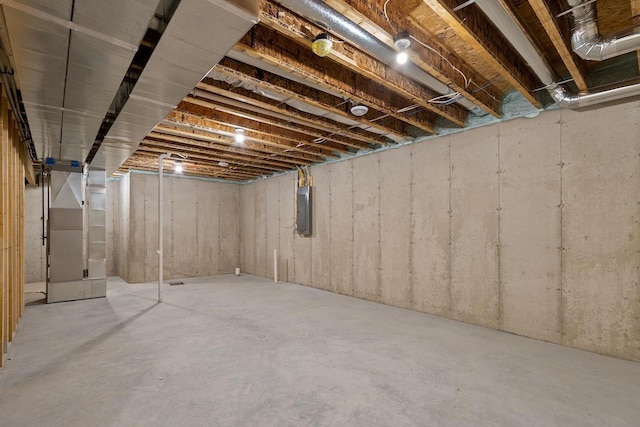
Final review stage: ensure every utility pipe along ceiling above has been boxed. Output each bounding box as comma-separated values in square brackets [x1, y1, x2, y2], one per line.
[2, 0, 639, 181]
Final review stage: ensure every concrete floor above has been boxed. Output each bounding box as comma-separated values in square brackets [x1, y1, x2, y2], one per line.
[1, 275, 638, 427]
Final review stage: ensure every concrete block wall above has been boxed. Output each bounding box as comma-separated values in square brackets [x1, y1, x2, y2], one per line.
[240, 101, 640, 361]
[121, 172, 241, 283]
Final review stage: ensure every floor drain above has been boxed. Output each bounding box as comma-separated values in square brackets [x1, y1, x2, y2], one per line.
[169, 282, 184, 286]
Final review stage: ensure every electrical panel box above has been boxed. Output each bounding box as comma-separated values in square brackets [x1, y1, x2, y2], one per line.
[296, 186, 312, 236]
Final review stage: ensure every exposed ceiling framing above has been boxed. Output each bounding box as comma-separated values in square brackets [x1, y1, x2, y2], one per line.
[2, 0, 638, 182]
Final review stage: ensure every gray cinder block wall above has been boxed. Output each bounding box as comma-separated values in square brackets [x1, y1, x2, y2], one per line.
[239, 101, 640, 361]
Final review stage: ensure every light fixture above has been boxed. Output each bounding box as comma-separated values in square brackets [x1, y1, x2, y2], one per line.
[350, 104, 369, 117]
[234, 128, 245, 144]
[218, 161, 229, 167]
[394, 30, 411, 65]
[174, 160, 183, 173]
[311, 33, 333, 57]
[396, 51, 408, 65]
[394, 31, 411, 50]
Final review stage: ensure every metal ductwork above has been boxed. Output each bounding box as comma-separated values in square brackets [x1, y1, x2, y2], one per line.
[474, 0, 640, 109]
[91, 0, 259, 175]
[1, 0, 161, 164]
[273, 0, 479, 112]
[568, 0, 640, 61]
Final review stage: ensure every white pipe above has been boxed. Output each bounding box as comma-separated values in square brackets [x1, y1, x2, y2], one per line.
[157, 153, 170, 303]
[274, 249, 278, 283]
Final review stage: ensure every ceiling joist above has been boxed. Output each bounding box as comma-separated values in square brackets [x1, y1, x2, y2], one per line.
[235, 25, 438, 136]
[421, 0, 542, 106]
[526, 0, 587, 91]
[258, 0, 471, 124]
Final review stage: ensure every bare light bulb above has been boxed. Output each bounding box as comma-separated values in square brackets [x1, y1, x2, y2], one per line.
[174, 161, 183, 173]
[397, 50, 408, 65]
[234, 128, 245, 144]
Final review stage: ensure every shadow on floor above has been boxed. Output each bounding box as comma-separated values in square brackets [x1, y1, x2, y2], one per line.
[25, 292, 46, 306]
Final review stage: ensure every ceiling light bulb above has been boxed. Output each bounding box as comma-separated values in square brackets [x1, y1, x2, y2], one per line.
[234, 128, 245, 143]
[218, 161, 229, 167]
[396, 51, 409, 65]
[311, 33, 333, 57]
[174, 161, 183, 173]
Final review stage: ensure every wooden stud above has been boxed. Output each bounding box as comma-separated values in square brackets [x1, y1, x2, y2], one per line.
[0, 88, 5, 365]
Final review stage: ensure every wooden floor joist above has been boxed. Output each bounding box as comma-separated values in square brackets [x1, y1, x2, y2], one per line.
[526, 0, 587, 91]
[320, 0, 503, 117]
[258, 0, 471, 124]
[174, 98, 367, 154]
[140, 140, 291, 172]
[144, 134, 303, 170]
[151, 126, 317, 166]
[421, 0, 542, 107]
[184, 93, 382, 149]
[235, 25, 436, 136]
[165, 110, 348, 157]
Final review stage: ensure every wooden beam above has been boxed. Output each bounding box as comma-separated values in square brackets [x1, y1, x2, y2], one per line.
[134, 148, 273, 177]
[421, 0, 542, 106]
[0, 90, 6, 365]
[235, 25, 436, 136]
[196, 79, 390, 146]
[176, 101, 359, 154]
[143, 134, 301, 169]
[258, 0, 472, 123]
[166, 109, 349, 157]
[322, 0, 503, 117]
[155, 123, 324, 164]
[215, 58, 416, 140]
[123, 153, 259, 180]
[151, 126, 319, 166]
[526, 0, 587, 91]
[137, 143, 286, 173]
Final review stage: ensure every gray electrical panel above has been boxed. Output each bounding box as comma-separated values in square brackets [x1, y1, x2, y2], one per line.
[296, 186, 312, 236]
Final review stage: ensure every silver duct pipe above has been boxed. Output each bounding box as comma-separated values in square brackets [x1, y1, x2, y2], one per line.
[568, 0, 640, 61]
[548, 80, 640, 108]
[474, 0, 640, 109]
[274, 0, 479, 111]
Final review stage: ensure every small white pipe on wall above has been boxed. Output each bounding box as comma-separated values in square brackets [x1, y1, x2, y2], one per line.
[274, 249, 278, 283]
